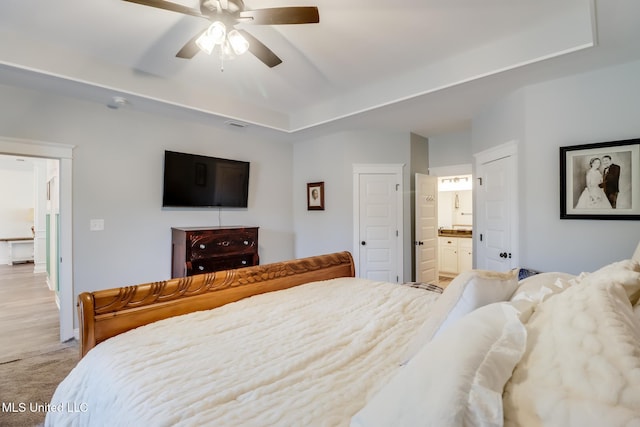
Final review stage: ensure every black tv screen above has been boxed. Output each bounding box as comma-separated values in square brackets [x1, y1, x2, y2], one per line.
[162, 150, 250, 208]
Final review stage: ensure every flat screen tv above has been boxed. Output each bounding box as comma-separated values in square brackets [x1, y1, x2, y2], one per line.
[162, 150, 250, 208]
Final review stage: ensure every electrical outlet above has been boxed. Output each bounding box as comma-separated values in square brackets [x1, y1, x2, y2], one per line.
[90, 219, 104, 231]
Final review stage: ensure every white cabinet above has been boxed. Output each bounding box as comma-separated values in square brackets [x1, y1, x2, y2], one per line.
[439, 238, 458, 275]
[458, 238, 473, 273]
[438, 236, 473, 277]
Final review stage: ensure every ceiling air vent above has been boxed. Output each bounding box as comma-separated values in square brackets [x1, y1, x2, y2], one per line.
[225, 120, 248, 129]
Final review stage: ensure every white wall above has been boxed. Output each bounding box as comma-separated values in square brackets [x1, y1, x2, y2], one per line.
[0, 160, 33, 238]
[428, 130, 473, 168]
[0, 83, 295, 295]
[4, 57, 640, 295]
[0, 156, 36, 264]
[472, 59, 640, 274]
[292, 130, 415, 278]
[438, 189, 473, 229]
[472, 89, 526, 155]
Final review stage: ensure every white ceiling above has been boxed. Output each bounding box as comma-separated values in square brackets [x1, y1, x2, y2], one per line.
[0, 0, 639, 139]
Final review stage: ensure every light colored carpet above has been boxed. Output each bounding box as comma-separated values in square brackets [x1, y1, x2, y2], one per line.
[0, 344, 78, 427]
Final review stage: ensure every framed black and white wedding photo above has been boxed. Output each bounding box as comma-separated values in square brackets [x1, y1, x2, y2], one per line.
[560, 138, 640, 220]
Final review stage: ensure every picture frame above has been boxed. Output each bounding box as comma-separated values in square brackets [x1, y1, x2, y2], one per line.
[307, 182, 325, 211]
[560, 138, 640, 220]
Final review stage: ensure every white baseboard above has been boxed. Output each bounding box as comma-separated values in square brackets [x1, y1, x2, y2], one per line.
[46, 276, 55, 291]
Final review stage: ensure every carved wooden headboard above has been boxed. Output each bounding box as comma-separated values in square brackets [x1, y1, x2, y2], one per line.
[77, 251, 355, 358]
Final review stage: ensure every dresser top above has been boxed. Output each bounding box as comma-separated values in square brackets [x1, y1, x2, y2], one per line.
[172, 226, 258, 231]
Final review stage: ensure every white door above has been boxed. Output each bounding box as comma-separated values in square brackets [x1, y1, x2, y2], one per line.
[357, 173, 400, 282]
[475, 142, 519, 271]
[415, 173, 438, 283]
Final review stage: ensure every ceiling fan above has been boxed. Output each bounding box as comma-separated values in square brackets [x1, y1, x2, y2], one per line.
[123, 0, 319, 68]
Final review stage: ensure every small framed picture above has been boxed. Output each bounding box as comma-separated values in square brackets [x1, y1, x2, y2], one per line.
[560, 138, 640, 220]
[307, 182, 325, 210]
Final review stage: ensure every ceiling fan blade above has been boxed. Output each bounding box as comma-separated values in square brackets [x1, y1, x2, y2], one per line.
[237, 30, 282, 68]
[239, 7, 319, 25]
[176, 30, 206, 59]
[122, 0, 205, 18]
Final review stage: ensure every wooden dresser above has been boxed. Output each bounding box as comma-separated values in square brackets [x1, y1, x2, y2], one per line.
[171, 226, 259, 278]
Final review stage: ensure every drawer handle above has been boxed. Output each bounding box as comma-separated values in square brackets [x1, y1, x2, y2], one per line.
[219, 241, 230, 247]
[199, 244, 206, 249]
[241, 260, 247, 265]
[198, 265, 205, 271]
[243, 240, 249, 245]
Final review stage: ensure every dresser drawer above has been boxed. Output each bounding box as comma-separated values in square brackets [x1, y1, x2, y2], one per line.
[189, 230, 257, 259]
[187, 254, 258, 275]
[172, 226, 259, 278]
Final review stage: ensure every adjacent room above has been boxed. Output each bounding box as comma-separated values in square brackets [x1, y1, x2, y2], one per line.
[1, 0, 640, 425]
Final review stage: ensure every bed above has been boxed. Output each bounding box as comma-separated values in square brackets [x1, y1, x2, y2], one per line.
[46, 246, 640, 426]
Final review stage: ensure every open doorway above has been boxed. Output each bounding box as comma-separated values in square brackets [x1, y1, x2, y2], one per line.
[0, 154, 64, 360]
[436, 174, 473, 279]
[429, 165, 474, 283]
[0, 137, 74, 345]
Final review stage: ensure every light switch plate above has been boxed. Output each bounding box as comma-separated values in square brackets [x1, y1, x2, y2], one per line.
[90, 219, 104, 231]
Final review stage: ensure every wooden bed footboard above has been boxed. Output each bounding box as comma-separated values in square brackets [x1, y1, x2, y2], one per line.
[77, 251, 355, 358]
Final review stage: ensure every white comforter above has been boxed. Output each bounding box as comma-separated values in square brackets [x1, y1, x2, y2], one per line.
[46, 278, 439, 427]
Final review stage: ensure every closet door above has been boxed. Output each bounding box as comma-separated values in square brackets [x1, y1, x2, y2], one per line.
[353, 164, 404, 282]
[474, 142, 519, 271]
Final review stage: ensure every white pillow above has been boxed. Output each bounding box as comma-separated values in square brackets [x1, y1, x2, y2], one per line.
[632, 240, 640, 263]
[503, 278, 640, 427]
[510, 272, 575, 304]
[351, 302, 527, 427]
[576, 259, 640, 305]
[400, 269, 518, 364]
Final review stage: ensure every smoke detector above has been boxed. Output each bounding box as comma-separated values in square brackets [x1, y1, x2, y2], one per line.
[107, 96, 129, 110]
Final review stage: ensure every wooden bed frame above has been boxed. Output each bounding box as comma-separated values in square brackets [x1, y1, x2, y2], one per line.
[77, 251, 355, 358]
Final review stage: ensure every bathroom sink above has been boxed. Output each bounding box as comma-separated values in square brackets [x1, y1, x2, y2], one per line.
[438, 228, 472, 237]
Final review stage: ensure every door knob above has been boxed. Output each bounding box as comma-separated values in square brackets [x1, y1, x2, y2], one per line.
[361, 241, 366, 246]
[499, 252, 508, 258]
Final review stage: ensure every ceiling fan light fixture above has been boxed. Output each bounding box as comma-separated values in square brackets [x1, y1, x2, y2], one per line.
[227, 29, 249, 55]
[196, 21, 227, 54]
[222, 40, 236, 58]
[130, 0, 319, 68]
[195, 33, 215, 55]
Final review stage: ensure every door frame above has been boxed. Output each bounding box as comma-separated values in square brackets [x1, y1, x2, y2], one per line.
[0, 136, 74, 342]
[352, 164, 405, 281]
[473, 140, 519, 270]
